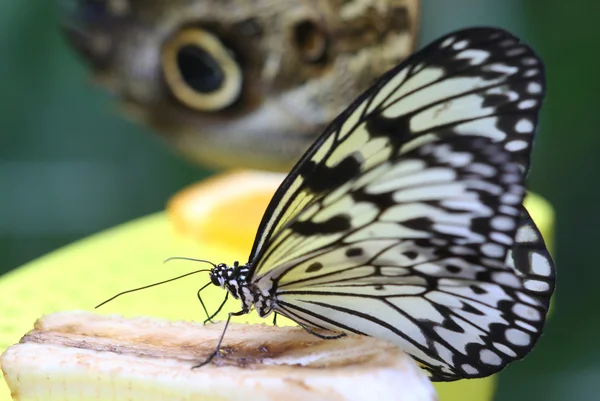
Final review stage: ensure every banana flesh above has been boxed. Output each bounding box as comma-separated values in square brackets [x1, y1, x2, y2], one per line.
[0, 311, 437, 401]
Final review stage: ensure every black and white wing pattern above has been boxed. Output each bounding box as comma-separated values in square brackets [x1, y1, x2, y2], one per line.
[242, 27, 554, 381]
[509, 208, 555, 309]
[248, 27, 546, 274]
[255, 135, 553, 380]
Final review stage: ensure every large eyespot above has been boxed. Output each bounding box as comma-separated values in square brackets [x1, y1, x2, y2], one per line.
[162, 28, 242, 111]
[293, 20, 329, 64]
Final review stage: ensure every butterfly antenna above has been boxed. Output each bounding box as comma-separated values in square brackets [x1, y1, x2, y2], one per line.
[95, 268, 212, 309]
[164, 257, 218, 267]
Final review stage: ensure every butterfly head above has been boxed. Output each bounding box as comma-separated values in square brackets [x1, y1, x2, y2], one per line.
[209, 261, 252, 300]
[209, 263, 228, 287]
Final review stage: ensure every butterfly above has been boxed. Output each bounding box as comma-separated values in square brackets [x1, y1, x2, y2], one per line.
[104, 26, 555, 381]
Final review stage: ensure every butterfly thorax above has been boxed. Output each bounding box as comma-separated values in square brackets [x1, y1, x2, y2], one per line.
[210, 262, 274, 317]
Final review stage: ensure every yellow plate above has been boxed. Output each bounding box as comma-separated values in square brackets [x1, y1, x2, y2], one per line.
[0, 171, 554, 401]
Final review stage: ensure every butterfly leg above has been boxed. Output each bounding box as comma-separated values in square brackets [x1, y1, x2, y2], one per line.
[272, 312, 278, 326]
[192, 308, 247, 369]
[196, 281, 213, 322]
[203, 292, 229, 324]
[297, 322, 346, 340]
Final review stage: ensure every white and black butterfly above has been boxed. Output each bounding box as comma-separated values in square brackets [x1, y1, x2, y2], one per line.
[105, 27, 555, 381]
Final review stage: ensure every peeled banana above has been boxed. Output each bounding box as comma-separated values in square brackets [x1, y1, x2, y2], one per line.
[1, 311, 437, 401]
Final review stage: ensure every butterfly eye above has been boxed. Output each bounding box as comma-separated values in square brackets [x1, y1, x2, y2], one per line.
[210, 274, 220, 286]
[292, 20, 329, 65]
[161, 28, 243, 111]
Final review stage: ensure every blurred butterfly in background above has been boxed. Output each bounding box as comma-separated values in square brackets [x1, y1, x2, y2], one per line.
[61, 0, 420, 171]
[103, 26, 555, 381]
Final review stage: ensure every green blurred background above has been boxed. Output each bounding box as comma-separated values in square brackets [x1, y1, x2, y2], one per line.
[1, 1, 598, 400]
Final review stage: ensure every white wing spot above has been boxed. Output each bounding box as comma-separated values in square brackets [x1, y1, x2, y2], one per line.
[461, 364, 479, 375]
[531, 253, 552, 276]
[466, 162, 497, 177]
[527, 82, 543, 94]
[516, 320, 538, 332]
[430, 238, 448, 247]
[491, 216, 516, 231]
[501, 192, 521, 205]
[506, 47, 527, 57]
[500, 39, 517, 47]
[429, 143, 473, 166]
[512, 304, 542, 321]
[441, 199, 486, 212]
[452, 39, 469, 50]
[524, 279, 551, 292]
[505, 328, 531, 346]
[469, 180, 502, 195]
[450, 246, 476, 255]
[522, 57, 538, 66]
[484, 63, 518, 75]
[505, 140, 528, 151]
[524, 69, 540, 77]
[501, 172, 521, 185]
[481, 243, 505, 258]
[493, 271, 521, 287]
[518, 99, 538, 109]
[499, 205, 519, 216]
[457, 49, 489, 65]
[441, 36, 455, 48]
[494, 342, 518, 357]
[491, 231, 512, 245]
[516, 292, 539, 306]
[480, 349, 502, 365]
[515, 119, 534, 133]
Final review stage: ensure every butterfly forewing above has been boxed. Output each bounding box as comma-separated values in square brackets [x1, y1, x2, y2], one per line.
[249, 27, 545, 272]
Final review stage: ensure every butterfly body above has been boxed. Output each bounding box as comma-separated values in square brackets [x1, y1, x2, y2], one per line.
[210, 262, 275, 318]
[194, 26, 554, 382]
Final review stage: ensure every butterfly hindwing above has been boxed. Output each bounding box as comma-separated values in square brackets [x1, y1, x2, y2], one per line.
[508, 208, 555, 308]
[254, 135, 549, 380]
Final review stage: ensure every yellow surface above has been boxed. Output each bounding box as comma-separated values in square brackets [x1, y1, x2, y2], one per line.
[166, 170, 286, 251]
[0, 171, 554, 401]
